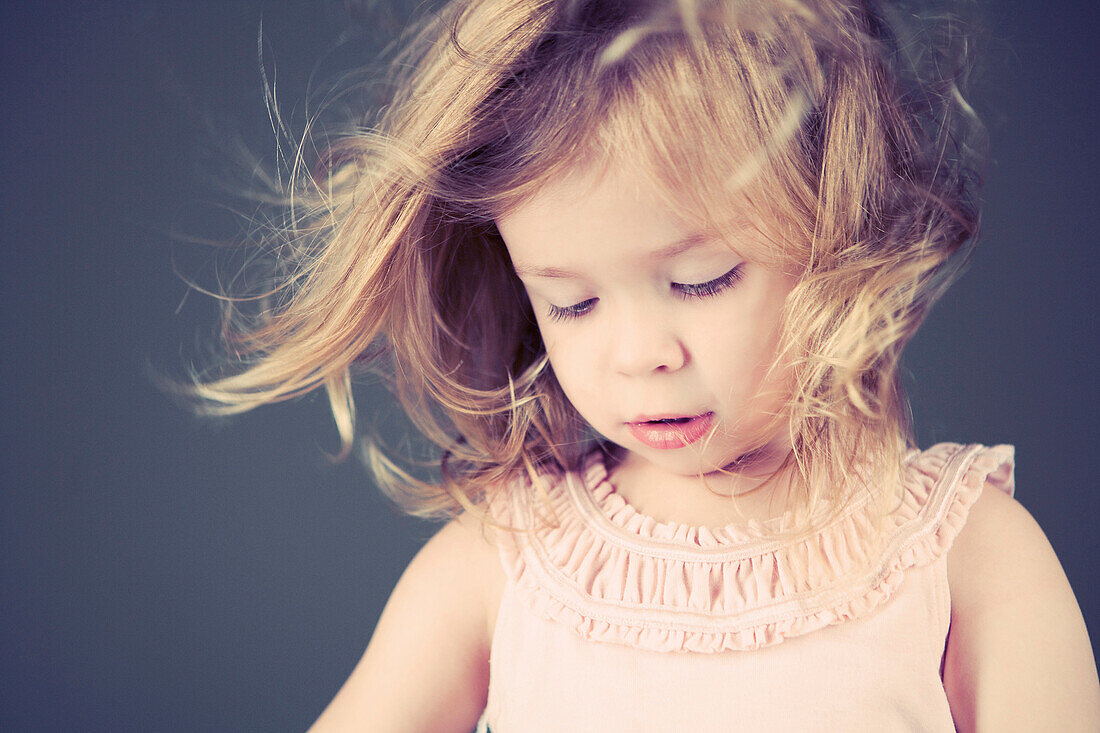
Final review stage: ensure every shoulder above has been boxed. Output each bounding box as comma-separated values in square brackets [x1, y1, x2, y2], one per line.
[307, 512, 506, 732]
[370, 513, 499, 655]
[945, 482, 1051, 619]
[943, 477, 1100, 731]
[411, 511, 507, 644]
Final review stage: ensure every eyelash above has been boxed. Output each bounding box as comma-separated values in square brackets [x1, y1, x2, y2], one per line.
[546, 263, 745, 322]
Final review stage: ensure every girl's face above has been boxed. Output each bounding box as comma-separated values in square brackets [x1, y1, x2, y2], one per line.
[496, 159, 797, 480]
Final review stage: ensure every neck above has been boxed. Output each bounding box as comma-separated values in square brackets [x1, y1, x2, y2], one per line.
[606, 446, 798, 528]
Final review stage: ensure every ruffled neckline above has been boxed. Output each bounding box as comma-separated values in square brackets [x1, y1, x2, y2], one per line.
[492, 442, 1016, 653]
[572, 453, 869, 555]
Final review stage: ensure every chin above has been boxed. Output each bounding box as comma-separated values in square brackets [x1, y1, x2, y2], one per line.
[629, 439, 789, 479]
[622, 444, 739, 475]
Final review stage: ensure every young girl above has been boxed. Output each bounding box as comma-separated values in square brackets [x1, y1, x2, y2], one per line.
[185, 0, 1099, 729]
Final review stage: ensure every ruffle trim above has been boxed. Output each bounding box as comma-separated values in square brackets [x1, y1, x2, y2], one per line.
[492, 442, 1015, 653]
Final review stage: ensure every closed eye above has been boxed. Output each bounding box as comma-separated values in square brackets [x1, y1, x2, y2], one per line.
[673, 263, 745, 298]
[544, 264, 745, 322]
[547, 297, 598, 322]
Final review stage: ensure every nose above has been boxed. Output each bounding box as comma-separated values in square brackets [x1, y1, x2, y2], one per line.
[610, 304, 688, 376]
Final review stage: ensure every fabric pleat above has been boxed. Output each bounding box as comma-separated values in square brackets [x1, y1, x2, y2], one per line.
[490, 443, 1015, 653]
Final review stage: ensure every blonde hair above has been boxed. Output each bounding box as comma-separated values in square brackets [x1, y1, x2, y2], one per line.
[178, 0, 984, 550]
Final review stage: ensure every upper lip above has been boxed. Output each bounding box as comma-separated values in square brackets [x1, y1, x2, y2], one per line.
[628, 411, 712, 424]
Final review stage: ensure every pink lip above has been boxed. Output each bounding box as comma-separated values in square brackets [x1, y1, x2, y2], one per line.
[626, 412, 715, 450]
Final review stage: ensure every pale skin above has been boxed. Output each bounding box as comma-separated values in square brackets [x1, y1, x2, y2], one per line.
[309, 160, 1100, 731]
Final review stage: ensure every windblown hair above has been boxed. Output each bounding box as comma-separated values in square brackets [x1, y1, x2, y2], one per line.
[181, 0, 984, 549]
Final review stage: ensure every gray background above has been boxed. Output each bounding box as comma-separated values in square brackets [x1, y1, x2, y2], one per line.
[2, 1, 1096, 730]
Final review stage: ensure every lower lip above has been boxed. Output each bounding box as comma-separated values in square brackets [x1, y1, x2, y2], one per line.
[626, 412, 715, 450]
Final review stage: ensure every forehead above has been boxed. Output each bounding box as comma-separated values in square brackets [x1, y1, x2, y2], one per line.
[499, 160, 687, 250]
[495, 158, 745, 272]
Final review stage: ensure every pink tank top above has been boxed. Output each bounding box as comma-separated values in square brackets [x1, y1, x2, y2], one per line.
[477, 442, 1015, 732]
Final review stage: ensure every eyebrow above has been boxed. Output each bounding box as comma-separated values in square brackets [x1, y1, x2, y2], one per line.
[512, 232, 711, 279]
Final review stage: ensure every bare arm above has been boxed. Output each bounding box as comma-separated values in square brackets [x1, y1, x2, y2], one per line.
[308, 513, 498, 733]
[944, 481, 1100, 731]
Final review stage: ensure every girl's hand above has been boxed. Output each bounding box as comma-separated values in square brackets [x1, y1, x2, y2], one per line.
[944, 481, 1100, 731]
[307, 513, 501, 732]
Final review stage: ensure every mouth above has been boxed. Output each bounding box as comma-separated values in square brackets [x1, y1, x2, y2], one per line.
[626, 412, 715, 450]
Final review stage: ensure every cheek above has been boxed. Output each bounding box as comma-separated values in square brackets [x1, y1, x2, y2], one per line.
[690, 300, 787, 396]
[540, 325, 614, 425]
[690, 306, 765, 363]
[540, 325, 591, 391]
